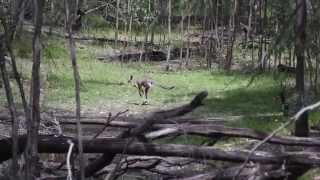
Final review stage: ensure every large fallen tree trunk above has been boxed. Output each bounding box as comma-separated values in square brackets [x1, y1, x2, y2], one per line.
[61, 119, 320, 147]
[59, 117, 226, 125]
[1, 135, 320, 166]
[23, 24, 161, 49]
[180, 164, 289, 180]
[96, 50, 167, 62]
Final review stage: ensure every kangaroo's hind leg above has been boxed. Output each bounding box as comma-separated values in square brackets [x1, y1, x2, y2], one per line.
[142, 86, 150, 105]
[137, 85, 143, 97]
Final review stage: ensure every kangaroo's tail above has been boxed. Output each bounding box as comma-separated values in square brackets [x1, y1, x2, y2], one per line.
[156, 84, 175, 90]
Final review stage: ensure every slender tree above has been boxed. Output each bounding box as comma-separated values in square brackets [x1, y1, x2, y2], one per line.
[0, 35, 19, 180]
[225, 0, 238, 70]
[0, 1, 29, 178]
[179, 0, 185, 68]
[64, 0, 85, 179]
[115, 0, 120, 47]
[26, 0, 44, 179]
[166, 0, 171, 70]
[186, 1, 191, 68]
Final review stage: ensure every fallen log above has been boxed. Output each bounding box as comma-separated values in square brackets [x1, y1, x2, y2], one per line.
[180, 165, 289, 180]
[61, 119, 320, 147]
[1, 135, 320, 166]
[58, 117, 226, 125]
[23, 24, 161, 49]
[96, 50, 167, 62]
[155, 124, 320, 147]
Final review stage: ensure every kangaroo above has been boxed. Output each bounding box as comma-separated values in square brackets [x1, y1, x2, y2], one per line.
[128, 75, 174, 103]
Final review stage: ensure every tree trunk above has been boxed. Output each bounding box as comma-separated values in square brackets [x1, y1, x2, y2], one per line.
[315, 54, 319, 94]
[166, 0, 171, 71]
[64, 0, 85, 179]
[291, 1, 309, 179]
[247, 0, 253, 43]
[186, 3, 191, 68]
[0, 35, 19, 180]
[224, 0, 237, 71]
[25, 0, 44, 179]
[179, 0, 185, 69]
[115, 0, 120, 47]
[295, 0, 307, 105]
[294, 0, 307, 135]
[215, 0, 220, 49]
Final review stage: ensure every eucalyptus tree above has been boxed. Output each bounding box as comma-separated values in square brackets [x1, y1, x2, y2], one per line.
[166, 0, 171, 70]
[224, 0, 238, 70]
[294, 0, 307, 137]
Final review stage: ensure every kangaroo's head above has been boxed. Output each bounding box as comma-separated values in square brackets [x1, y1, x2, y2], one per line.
[128, 75, 133, 83]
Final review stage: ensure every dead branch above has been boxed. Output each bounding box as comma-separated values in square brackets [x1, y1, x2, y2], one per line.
[92, 109, 129, 139]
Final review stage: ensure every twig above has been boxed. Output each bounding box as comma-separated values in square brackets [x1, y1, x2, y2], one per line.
[92, 109, 129, 139]
[233, 100, 320, 180]
[67, 139, 74, 180]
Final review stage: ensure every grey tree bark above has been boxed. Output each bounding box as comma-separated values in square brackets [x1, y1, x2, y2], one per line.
[25, 0, 44, 179]
[294, 0, 307, 137]
[0, 35, 19, 180]
[64, 0, 85, 179]
[166, 0, 171, 70]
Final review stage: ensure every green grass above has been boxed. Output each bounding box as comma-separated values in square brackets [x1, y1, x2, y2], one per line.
[47, 54, 281, 114]
[40, 38, 285, 135]
[13, 35, 33, 58]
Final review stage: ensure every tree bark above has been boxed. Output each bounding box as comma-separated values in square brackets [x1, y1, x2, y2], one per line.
[25, 0, 44, 179]
[186, 3, 191, 68]
[61, 120, 320, 147]
[64, 0, 85, 179]
[294, 0, 307, 136]
[292, 3, 309, 178]
[0, 35, 19, 179]
[115, 0, 120, 47]
[295, 0, 307, 105]
[2, 136, 320, 167]
[166, 0, 171, 71]
[224, 0, 237, 70]
[179, 0, 185, 68]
